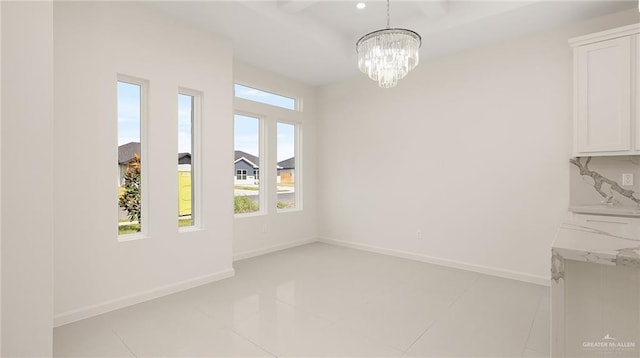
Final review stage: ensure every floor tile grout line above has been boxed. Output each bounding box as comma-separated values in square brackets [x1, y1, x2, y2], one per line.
[446, 273, 482, 310]
[401, 319, 438, 357]
[172, 301, 278, 357]
[521, 293, 545, 356]
[226, 325, 279, 357]
[523, 346, 548, 356]
[402, 273, 482, 355]
[110, 328, 138, 358]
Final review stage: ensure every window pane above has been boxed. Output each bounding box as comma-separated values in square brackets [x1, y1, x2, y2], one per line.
[234, 114, 260, 214]
[277, 122, 296, 210]
[118, 81, 142, 235]
[234, 84, 296, 110]
[178, 93, 194, 228]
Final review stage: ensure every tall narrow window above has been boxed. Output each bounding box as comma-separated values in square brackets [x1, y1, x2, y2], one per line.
[277, 122, 297, 210]
[234, 114, 261, 215]
[178, 92, 196, 228]
[117, 79, 144, 236]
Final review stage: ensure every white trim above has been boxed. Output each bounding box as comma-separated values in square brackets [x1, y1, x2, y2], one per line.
[53, 268, 235, 327]
[234, 156, 259, 168]
[317, 237, 551, 287]
[233, 237, 316, 261]
[569, 23, 640, 48]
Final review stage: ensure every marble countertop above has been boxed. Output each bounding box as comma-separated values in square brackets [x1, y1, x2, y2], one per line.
[552, 222, 640, 272]
[569, 204, 640, 217]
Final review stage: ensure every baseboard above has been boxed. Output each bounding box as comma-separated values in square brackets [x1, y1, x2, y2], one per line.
[53, 268, 235, 327]
[233, 237, 317, 261]
[318, 237, 550, 287]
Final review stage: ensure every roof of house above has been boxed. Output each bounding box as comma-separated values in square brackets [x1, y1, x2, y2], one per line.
[118, 142, 141, 164]
[118, 142, 191, 164]
[234, 150, 259, 168]
[178, 152, 191, 165]
[277, 157, 295, 169]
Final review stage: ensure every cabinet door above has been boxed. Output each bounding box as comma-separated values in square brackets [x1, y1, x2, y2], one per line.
[575, 36, 632, 154]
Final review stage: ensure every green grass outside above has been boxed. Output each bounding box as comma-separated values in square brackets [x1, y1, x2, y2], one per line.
[234, 185, 259, 191]
[235, 195, 259, 214]
[179, 218, 193, 227]
[118, 219, 193, 235]
[118, 224, 140, 235]
[277, 201, 295, 209]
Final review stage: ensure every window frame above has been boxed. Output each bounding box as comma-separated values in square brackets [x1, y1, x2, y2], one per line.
[234, 112, 265, 217]
[276, 120, 302, 212]
[177, 88, 202, 232]
[117, 74, 149, 241]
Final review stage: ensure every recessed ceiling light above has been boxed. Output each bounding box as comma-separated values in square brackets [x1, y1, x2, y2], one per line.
[356, 2, 366, 10]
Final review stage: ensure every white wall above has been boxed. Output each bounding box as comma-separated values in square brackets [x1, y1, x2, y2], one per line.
[1, 1, 54, 355]
[233, 62, 318, 259]
[53, 2, 234, 326]
[317, 9, 640, 284]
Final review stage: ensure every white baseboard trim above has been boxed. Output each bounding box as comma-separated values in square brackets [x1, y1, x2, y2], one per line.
[233, 237, 317, 261]
[318, 237, 550, 287]
[53, 268, 235, 327]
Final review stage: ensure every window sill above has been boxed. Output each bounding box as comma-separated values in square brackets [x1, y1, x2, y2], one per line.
[118, 232, 148, 242]
[277, 208, 302, 214]
[179, 226, 202, 234]
[234, 211, 265, 219]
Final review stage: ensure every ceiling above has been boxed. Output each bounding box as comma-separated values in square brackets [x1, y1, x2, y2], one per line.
[147, 1, 638, 86]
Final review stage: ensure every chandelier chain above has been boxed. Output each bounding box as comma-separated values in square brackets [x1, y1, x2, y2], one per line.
[386, 0, 390, 28]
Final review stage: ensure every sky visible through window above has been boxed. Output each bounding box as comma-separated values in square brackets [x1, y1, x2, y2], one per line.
[117, 85, 192, 154]
[117, 81, 141, 145]
[234, 115, 294, 161]
[234, 84, 295, 161]
[277, 122, 295, 162]
[234, 115, 259, 157]
[234, 84, 295, 110]
[117, 84, 295, 160]
[178, 94, 192, 154]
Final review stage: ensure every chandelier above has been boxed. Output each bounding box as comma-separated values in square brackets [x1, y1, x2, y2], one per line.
[356, 0, 422, 88]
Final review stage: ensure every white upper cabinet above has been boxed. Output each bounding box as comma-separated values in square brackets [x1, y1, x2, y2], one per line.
[570, 24, 640, 156]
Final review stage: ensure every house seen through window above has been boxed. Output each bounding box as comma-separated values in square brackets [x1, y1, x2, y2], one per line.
[277, 122, 297, 210]
[234, 114, 261, 214]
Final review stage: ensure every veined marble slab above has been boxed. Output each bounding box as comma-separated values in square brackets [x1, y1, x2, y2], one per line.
[552, 222, 640, 274]
[551, 218, 640, 357]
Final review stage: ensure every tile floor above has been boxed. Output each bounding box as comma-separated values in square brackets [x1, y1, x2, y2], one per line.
[54, 242, 550, 357]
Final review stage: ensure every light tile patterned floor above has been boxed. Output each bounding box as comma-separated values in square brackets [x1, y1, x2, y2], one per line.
[54, 242, 550, 357]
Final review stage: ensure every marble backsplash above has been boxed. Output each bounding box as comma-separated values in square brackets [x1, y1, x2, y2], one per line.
[570, 156, 640, 207]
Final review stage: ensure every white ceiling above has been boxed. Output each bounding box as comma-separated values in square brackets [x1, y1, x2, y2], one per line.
[147, 0, 638, 86]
